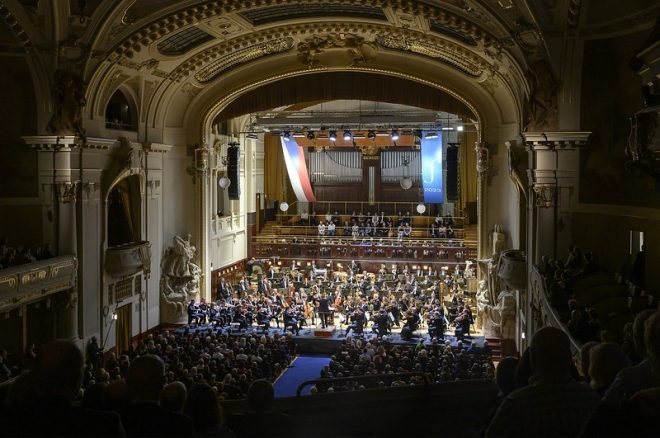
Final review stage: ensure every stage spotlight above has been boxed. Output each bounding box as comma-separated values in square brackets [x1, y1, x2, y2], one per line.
[425, 132, 439, 139]
[367, 130, 376, 140]
[246, 132, 258, 139]
[282, 130, 291, 138]
[307, 131, 315, 140]
[456, 125, 464, 132]
[391, 129, 400, 141]
[329, 130, 337, 142]
[343, 130, 352, 141]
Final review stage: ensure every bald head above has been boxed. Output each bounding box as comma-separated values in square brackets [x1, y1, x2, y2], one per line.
[530, 327, 573, 377]
[160, 381, 187, 413]
[127, 355, 166, 401]
[35, 340, 84, 400]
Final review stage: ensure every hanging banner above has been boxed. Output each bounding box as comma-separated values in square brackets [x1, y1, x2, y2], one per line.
[281, 136, 316, 202]
[421, 131, 444, 203]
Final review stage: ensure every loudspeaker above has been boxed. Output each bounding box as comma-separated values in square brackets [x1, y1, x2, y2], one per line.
[227, 146, 240, 200]
[446, 145, 458, 201]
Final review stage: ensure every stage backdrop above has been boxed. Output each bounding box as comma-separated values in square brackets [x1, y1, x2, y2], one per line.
[281, 136, 316, 202]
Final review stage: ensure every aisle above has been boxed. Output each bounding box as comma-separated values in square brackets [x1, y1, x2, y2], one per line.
[273, 354, 331, 398]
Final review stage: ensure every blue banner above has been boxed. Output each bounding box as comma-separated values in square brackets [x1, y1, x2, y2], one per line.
[421, 131, 443, 203]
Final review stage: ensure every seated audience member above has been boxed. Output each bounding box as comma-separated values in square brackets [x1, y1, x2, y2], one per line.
[183, 383, 234, 437]
[485, 327, 599, 437]
[3, 340, 124, 437]
[588, 342, 631, 395]
[578, 341, 599, 383]
[159, 381, 187, 414]
[604, 309, 660, 401]
[122, 355, 194, 437]
[229, 380, 292, 437]
[582, 313, 660, 436]
[495, 357, 519, 398]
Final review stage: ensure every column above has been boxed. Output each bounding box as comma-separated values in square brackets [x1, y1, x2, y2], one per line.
[524, 132, 591, 265]
[195, 145, 211, 302]
[475, 142, 489, 260]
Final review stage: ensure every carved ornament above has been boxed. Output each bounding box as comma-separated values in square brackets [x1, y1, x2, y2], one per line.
[194, 37, 294, 83]
[297, 33, 377, 68]
[376, 34, 484, 77]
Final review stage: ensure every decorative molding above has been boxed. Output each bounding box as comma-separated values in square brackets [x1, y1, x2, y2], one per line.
[23, 135, 77, 151]
[376, 34, 484, 77]
[523, 131, 591, 149]
[194, 37, 294, 83]
[297, 33, 377, 68]
[105, 1, 496, 62]
[142, 142, 173, 154]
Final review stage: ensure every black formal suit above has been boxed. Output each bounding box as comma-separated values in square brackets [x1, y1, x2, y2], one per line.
[316, 298, 331, 328]
[121, 401, 193, 438]
[2, 396, 124, 437]
[257, 279, 269, 294]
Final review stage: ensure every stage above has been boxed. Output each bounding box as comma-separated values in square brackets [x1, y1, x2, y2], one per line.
[173, 323, 486, 355]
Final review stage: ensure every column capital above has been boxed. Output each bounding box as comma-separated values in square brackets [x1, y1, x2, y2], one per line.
[23, 135, 78, 151]
[523, 131, 591, 150]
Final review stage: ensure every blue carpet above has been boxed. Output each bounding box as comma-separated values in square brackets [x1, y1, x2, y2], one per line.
[273, 355, 331, 398]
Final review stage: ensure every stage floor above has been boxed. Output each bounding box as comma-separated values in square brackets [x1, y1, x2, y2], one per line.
[174, 320, 485, 355]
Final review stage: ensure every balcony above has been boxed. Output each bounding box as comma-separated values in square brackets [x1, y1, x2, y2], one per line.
[0, 256, 77, 311]
[104, 241, 151, 278]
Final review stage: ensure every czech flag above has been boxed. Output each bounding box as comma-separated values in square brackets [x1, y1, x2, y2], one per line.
[281, 136, 316, 202]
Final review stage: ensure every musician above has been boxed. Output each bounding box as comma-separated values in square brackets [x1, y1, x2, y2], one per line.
[372, 309, 390, 337]
[218, 277, 232, 301]
[267, 265, 277, 279]
[238, 275, 251, 298]
[257, 275, 270, 294]
[315, 293, 332, 328]
[345, 309, 366, 337]
[232, 305, 248, 330]
[256, 306, 272, 331]
[187, 299, 203, 325]
[283, 307, 301, 335]
[349, 260, 360, 273]
[403, 310, 420, 333]
[428, 310, 447, 340]
[387, 299, 401, 327]
[281, 274, 290, 290]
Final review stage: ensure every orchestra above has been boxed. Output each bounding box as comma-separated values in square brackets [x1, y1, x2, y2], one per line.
[188, 259, 477, 341]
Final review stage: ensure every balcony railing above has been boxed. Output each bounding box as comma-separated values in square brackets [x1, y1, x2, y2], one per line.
[104, 241, 151, 278]
[0, 256, 77, 311]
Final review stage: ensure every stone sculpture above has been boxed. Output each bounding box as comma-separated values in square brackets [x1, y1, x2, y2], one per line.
[160, 235, 200, 323]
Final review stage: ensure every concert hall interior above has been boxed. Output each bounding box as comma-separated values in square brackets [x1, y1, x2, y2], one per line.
[0, 1, 660, 437]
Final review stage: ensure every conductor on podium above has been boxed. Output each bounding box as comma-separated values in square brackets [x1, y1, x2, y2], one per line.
[316, 293, 332, 328]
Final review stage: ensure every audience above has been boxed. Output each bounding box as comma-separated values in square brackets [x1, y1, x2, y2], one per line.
[184, 383, 234, 437]
[0, 237, 54, 269]
[485, 327, 600, 437]
[315, 337, 493, 392]
[121, 354, 194, 437]
[228, 380, 292, 437]
[1, 340, 124, 437]
[604, 310, 660, 401]
[587, 342, 631, 395]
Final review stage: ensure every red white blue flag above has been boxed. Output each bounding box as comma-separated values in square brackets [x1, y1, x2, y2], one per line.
[281, 136, 316, 202]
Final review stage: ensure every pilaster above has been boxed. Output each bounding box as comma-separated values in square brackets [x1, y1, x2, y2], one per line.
[524, 132, 590, 263]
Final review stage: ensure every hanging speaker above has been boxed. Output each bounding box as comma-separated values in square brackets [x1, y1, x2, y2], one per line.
[227, 145, 240, 200]
[446, 145, 458, 201]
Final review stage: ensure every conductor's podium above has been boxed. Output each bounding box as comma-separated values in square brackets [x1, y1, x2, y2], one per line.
[313, 326, 336, 337]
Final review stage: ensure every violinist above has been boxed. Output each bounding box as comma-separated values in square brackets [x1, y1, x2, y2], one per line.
[345, 309, 366, 337]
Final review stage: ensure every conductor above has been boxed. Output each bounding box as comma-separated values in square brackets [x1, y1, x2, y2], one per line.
[315, 293, 332, 328]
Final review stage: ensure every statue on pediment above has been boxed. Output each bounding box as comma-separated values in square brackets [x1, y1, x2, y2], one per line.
[47, 69, 87, 136]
